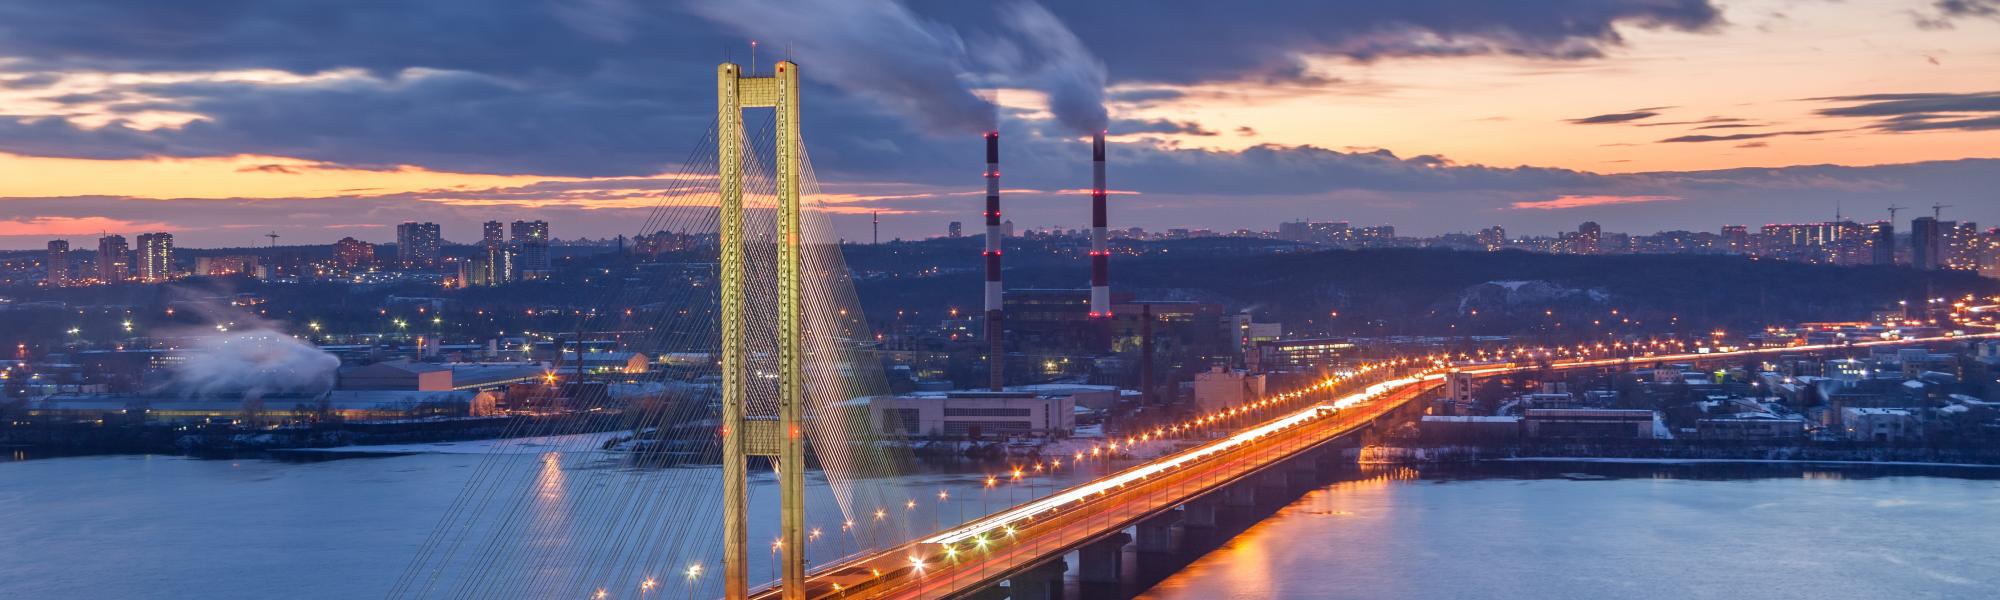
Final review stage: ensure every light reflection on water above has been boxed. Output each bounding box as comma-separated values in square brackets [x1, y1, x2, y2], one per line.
[0, 449, 1124, 600]
[3, 453, 1998, 599]
[1141, 463, 2000, 600]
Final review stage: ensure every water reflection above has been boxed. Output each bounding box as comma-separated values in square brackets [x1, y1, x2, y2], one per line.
[1142, 461, 2000, 600]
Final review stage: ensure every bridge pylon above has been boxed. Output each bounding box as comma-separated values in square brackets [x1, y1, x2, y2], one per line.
[717, 59, 806, 600]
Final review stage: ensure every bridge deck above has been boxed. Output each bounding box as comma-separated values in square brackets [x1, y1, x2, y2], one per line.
[751, 375, 1440, 600]
[750, 331, 2000, 600]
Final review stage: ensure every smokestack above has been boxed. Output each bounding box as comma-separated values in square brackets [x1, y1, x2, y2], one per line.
[985, 131, 1005, 391]
[1089, 131, 1109, 319]
[1140, 303, 1154, 406]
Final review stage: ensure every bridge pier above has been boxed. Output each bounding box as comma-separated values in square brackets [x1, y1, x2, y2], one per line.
[1005, 559, 1067, 600]
[1286, 457, 1321, 492]
[962, 584, 1010, 600]
[1078, 532, 1132, 585]
[1135, 510, 1182, 555]
[1313, 447, 1344, 473]
[1224, 480, 1259, 510]
[1257, 469, 1291, 504]
[1183, 495, 1221, 529]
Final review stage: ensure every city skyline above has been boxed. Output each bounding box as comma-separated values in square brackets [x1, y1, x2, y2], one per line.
[0, 0, 1995, 249]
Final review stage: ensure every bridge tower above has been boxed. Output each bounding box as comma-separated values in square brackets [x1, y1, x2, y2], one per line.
[717, 60, 807, 600]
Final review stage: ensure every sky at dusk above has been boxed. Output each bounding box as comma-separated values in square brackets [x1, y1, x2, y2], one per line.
[0, 0, 1997, 249]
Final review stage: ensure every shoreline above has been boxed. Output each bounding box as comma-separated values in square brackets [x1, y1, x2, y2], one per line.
[1490, 456, 2000, 469]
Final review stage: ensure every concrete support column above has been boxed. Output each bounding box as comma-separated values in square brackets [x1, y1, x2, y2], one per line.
[1007, 559, 1067, 600]
[1224, 481, 1259, 509]
[1136, 510, 1182, 554]
[1288, 457, 1321, 491]
[1258, 469, 1291, 501]
[1313, 448, 1343, 473]
[1183, 496, 1221, 529]
[1078, 532, 1132, 584]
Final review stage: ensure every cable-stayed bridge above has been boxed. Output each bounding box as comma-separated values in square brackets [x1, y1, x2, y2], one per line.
[383, 58, 2000, 600]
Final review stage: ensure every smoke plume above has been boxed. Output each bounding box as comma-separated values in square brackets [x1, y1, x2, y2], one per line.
[992, 2, 1109, 134]
[157, 294, 340, 400]
[686, 0, 1110, 135]
[685, 0, 998, 132]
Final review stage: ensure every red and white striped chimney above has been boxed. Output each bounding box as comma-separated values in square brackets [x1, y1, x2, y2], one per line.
[1089, 131, 1109, 319]
[984, 131, 1005, 391]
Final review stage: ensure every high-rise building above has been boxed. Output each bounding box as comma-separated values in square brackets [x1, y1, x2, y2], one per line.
[1720, 225, 1749, 254]
[334, 236, 375, 269]
[1868, 221, 1896, 265]
[96, 234, 130, 283]
[1944, 221, 1980, 271]
[1476, 226, 1506, 251]
[45, 240, 70, 287]
[136, 232, 174, 282]
[1759, 221, 1864, 264]
[1978, 228, 2000, 278]
[510, 220, 551, 280]
[395, 222, 442, 268]
[948, 221, 963, 238]
[1576, 221, 1603, 255]
[1911, 217, 1942, 270]
[480, 220, 510, 285]
[482, 221, 505, 249]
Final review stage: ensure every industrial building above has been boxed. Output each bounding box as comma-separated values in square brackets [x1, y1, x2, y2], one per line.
[868, 389, 1077, 440]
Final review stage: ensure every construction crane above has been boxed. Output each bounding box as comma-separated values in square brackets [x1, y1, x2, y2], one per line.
[1887, 205, 1908, 223]
[1932, 203, 1953, 220]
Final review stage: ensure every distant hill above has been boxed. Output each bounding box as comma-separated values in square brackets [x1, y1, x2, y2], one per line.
[847, 240, 2000, 337]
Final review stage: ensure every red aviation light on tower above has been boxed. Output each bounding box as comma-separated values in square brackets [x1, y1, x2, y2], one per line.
[1088, 130, 1109, 321]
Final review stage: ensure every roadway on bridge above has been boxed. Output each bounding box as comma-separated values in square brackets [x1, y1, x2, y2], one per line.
[756, 331, 1999, 599]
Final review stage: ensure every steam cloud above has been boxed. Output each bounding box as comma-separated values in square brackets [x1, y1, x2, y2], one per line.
[159, 300, 339, 400]
[991, 2, 1108, 134]
[685, 0, 999, 132]
[687, 0, 1110, 135]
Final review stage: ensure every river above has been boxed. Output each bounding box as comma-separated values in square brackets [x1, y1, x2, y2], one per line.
[1141, 461, 2000, 600]
[3, 450, 1997, 599]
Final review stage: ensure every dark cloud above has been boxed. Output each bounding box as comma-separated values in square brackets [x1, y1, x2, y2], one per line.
[0, 73, 61, 89]
[1568, 111, 1660, 125]
[1813, 91, 2000, 133]
[1814, 91, 2000, 116]
[1658, 129, 1840, 143]
[1633, 116, 1747, 128]
[10, 158, 1999, 250]
[967, 1, 1724, 85]
[1107, 88, 1185, 105]
[1113, 119, 1217, 136]
[685, 0, 999, 133]
[1914, 0, 2000, 29]
[0, 0, 1729, 183]
[1878, 114, 2000, 132]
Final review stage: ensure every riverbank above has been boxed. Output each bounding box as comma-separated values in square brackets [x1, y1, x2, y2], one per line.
[0, 413, 626, 456]
[1358, 442, 2000, 467]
